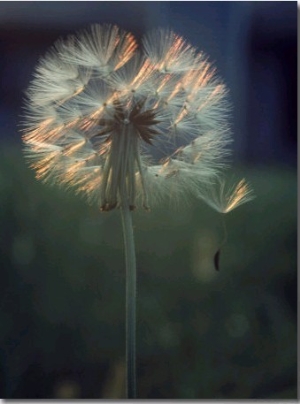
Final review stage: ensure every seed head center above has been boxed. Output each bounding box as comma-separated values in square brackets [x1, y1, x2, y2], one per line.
[113, 98, 160, 145]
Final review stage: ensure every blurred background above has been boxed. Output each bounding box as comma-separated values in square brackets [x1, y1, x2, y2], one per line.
[0, 1, 297, 399]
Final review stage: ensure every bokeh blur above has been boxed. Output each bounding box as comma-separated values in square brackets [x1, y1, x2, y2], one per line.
[0, 1, 297, 399]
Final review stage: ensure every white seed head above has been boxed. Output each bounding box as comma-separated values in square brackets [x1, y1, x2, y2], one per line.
[22, 24, 252, 212]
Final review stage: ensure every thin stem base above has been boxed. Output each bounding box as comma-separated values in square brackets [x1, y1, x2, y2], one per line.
[120, 200, 137, 399]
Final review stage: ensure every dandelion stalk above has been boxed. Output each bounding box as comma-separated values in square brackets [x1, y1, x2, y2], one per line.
[120, 197, 137, 399]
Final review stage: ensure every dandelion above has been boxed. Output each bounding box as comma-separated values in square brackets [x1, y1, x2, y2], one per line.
[21, 24, 253, 398]
[22, 24, 246, 212]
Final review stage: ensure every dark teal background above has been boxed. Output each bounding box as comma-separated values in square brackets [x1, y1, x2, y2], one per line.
[0, 1, 297, 399]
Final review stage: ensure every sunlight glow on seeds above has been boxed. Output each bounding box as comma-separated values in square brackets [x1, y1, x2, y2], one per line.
[22, 24, 253, 211]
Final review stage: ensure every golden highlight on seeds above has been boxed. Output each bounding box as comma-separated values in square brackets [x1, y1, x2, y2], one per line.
[22, 24, 253, 211]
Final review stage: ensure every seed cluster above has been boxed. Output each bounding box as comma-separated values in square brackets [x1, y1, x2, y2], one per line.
[23, 24, 252, 212]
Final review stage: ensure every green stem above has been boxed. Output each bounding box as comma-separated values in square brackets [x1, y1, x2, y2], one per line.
[120, 194, 137, 399]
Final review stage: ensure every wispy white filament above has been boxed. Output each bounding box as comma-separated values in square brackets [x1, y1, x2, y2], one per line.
[22, 24, 253, 212]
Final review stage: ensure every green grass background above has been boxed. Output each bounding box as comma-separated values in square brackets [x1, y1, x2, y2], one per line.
[0, 147, 297, 398]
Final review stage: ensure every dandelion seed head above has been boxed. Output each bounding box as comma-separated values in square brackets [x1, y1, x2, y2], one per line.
[22, 24, 252, 212]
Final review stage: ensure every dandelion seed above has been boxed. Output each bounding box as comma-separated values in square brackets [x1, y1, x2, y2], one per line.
[22, 24, 252, 212]
[198, 178, 255, 214]
[214, 249, 221, 271]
